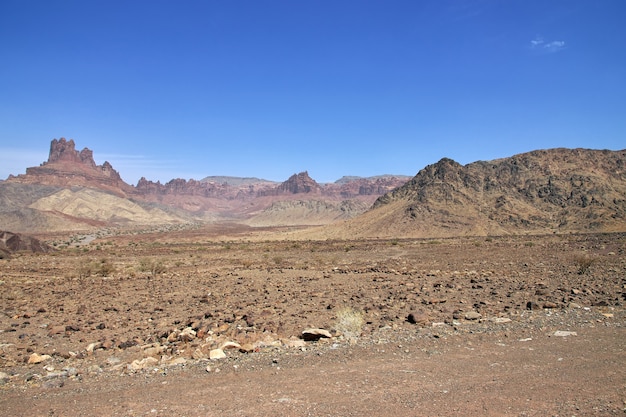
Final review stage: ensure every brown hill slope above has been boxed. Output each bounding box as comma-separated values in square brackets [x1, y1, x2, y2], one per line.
[300, 148, 626, 239]
[0, 230, 53, 257]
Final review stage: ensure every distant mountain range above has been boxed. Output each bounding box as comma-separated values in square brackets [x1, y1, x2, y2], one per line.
[1, 138, 624, 238]
[0, 138, 410, 232]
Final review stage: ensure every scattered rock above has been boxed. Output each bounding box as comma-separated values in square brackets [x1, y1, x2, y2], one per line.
[86, 341, 102, 353]
[27, 353, 51, 364]
[284, 338, 306, 349]
[407, 311, 429, 326]
[167, 357, 187, 367]
[47, 325, 66, 336]
[178, 327, 197, 342]
[464, 311, 482, 321]
[192, 349, 207, 360]
[220, 341, 241, 350]
[143, 345, 165, 358]
[0, 371, 10, 385]
[553, 331, 577, 337]
[239, 343, 255, 353]
[302, 328, 332, 341]
[492, 317, 512, 324]
[129, 357, 159, 371]
[209, 348, 226, 360]
[42, 378, 64, 389]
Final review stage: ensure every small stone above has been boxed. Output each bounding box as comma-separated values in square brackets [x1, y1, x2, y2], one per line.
[106, 356, 121, 365]
[407, 312, 429, 326]
[167, 357, 187, 366]
[167, 330, 179, 343]
[129, 357, 159, 371]
[209, 348, 226, 360]
[27, 353, 51, 364]
[192, 349, 207, 360]
[143, 345, 165, 358]
[284, 339, 306, 349]
[220, 341, 241, 350]
[178, 327, 197, 342]
[553, 331, 577, 337]
[464, 311, 482, 321]
[492, 317, 512, 324]
[42, 378, 64, 389]
[47, 325, 66, 336]
[87, 365, 103, 374]
[543, 301, 558, 309]
[0, 371, 10, 385]
[86, 342, 102, 353]
[302, 328, 332, 341]
[239, 343, 255, 353]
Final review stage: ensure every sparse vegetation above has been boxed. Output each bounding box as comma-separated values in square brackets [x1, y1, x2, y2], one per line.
[574, 254, 595, 275]
[138, 258, 167, 277]
[335, 306, 365, 342]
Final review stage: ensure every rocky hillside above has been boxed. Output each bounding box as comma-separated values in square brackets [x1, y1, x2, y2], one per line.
[0, 230, 53, 257]
[308, 148, 626, 239]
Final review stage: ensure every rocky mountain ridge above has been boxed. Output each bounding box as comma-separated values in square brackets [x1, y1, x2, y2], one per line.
[314, 147, 626, 239]
[1, 138, 409, 232]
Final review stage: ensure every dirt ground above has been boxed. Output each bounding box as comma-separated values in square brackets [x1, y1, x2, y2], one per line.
[1, 227, 624, 416]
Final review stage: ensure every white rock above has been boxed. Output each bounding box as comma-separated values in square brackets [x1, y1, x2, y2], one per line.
[553, 330, 577, 337]
[178, 327, 197, 342]
[220, 341, 241, 350]
[129, 356, 159, 371]
[86, 342, 102, 353]
[493, 317, 512, 324]
[209, 348, 226, 360]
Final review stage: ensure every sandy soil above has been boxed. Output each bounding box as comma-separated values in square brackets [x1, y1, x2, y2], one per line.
[1, 228, 624, 416]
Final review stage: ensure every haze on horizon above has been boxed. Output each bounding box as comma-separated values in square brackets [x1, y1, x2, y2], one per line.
[1, 1, 624, 185]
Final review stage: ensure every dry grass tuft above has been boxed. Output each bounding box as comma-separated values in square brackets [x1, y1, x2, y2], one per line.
[335, 307, 365, 342]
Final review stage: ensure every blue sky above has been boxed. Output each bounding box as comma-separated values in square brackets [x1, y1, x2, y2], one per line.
[1, 1, 624, 184]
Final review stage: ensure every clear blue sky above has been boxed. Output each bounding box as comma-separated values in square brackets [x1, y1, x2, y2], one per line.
[1, 1, 624, 184]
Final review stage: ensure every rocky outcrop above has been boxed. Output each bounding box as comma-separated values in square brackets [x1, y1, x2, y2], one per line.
[7, 138, 131, 196]
[0, 230, 53, 257]
[258, 172, 321, 196]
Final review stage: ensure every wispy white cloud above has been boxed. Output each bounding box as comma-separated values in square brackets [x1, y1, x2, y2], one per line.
[530, 35, 566, 53]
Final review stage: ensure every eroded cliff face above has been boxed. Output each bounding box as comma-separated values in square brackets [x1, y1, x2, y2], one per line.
[1, 138, 410, 231]
[8, 138, 132, 196]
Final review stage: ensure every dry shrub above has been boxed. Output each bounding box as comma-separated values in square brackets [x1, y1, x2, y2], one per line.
[138, 258, 166, 277]
[574, 254, 595, 275]
[335, 307, 364, 342]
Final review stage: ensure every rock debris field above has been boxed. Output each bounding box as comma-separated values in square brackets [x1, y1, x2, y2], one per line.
[0, 229, 625, 416]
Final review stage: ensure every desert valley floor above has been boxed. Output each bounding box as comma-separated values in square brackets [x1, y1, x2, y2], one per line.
[0, 225, 624, 416]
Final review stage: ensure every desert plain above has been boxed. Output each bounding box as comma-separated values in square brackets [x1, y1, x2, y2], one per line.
[0, 224, 624, 416]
